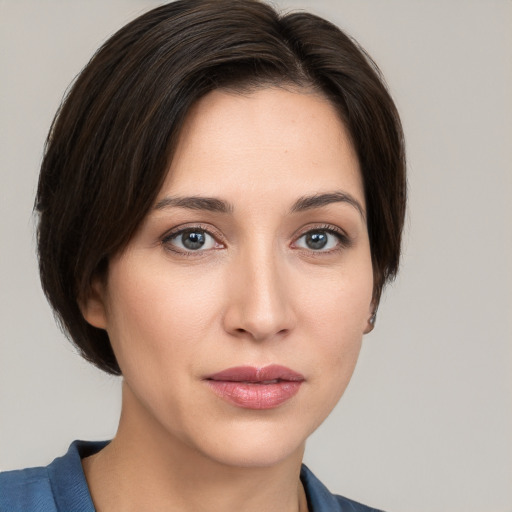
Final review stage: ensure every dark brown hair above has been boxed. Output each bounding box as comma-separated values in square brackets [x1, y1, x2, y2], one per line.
[36, 0, 406, 375]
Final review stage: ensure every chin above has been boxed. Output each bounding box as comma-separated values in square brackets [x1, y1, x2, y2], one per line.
[182, 419, 310, 470]
[206, 439, 305, 469]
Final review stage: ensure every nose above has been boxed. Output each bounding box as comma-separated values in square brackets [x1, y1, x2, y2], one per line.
[222, 244, 296, 342]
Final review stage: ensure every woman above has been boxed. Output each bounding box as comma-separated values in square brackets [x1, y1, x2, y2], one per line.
[0, 1, 405, 511]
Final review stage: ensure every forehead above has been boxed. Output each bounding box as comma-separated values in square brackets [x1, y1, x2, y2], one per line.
[160, 87, 364, 208]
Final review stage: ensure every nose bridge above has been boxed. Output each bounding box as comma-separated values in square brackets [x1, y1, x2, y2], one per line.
[224, 235, 294, 340]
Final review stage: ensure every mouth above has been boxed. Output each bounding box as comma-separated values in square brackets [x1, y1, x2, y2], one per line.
[204, 365, 304, 410]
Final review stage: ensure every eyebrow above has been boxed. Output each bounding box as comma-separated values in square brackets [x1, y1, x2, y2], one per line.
[154, 191, 364, 219]
[290, 192, 365, 219]
[154, 195, 233, 213]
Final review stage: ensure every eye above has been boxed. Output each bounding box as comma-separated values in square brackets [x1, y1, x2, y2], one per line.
[163, 228, 219, 252]
[294, 228, 346, 252]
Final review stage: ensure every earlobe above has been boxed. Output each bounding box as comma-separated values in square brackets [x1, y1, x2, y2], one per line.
[363, 303, 377, 335]
[79, 278, 108, 330]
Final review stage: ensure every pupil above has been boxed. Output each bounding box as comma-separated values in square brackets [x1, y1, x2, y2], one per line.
[182, 230, 205, 250]
[306, 231, 328, 250]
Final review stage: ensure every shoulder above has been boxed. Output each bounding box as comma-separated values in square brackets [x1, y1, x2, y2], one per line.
[0, 440, 107, 512]
[301, 464, 385, 512]
[0, 465, 56, 511]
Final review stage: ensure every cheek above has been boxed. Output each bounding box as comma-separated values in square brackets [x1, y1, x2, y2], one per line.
[104, 257, 222, 373]
[294, 254, 373, 411]
[307, 284, 365, 381]
[298, 301, 364, 432]
[298, 254, 374, 339]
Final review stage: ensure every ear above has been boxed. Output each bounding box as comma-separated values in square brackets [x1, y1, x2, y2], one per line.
[79, 276, 108, 330]
[363, 300, 378, 335]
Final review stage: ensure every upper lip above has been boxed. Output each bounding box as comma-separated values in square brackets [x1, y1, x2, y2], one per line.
[205, 365, 305, 383]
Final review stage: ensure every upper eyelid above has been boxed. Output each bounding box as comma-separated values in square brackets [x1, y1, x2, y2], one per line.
[292, 223, 349, 240]
[161, 223, 223, 242]
[161, 221, 346, 234]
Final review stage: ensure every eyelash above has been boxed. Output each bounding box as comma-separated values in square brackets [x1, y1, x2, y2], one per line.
[160, 223, 351, 257]
[292, 224, 352, 254]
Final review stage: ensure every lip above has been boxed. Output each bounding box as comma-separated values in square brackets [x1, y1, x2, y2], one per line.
[204, 365, 304, 410]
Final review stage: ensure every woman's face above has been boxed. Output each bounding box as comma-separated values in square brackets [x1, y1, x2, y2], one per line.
[85, 87, 374, 468]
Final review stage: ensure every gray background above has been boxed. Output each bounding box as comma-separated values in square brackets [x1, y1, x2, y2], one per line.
[1, 1, 511, 511]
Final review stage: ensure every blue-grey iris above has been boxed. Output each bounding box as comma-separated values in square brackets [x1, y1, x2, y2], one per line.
[182, 230, 206, 250]
[305, 231, 328, 250]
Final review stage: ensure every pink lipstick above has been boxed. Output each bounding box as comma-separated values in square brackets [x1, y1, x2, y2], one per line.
[205, 365, 304, 409]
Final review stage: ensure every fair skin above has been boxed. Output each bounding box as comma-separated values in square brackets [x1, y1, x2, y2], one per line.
[81, 86, 374, 512]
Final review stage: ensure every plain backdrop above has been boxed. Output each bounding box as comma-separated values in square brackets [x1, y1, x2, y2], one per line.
[1, 1, 511, 511]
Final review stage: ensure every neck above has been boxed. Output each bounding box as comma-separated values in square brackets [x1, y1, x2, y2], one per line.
[82, 382, 308, 512]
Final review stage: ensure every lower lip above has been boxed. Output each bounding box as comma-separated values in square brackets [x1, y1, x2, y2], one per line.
[206, 380, 302, 409]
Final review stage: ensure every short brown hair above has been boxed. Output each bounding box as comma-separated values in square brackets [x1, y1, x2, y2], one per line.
[36, 0, 406, 375]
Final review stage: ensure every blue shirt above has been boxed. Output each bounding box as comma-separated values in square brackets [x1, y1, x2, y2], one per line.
[0, 441, 384, 511]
